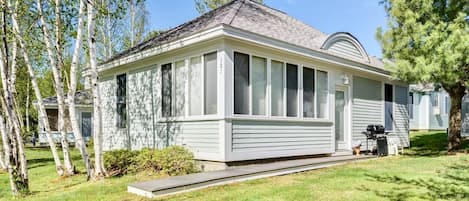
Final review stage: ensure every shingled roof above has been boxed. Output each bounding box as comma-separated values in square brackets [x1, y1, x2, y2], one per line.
[40, 90, 93, 106]
[103, 0, 384, 69]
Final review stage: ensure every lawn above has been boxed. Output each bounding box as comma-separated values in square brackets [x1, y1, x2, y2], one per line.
[1, 131, 469, 201]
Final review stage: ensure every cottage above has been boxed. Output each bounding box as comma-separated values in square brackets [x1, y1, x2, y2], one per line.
[409, 84, 451, 131]
[96, 0, 410, 163]
[35, 91, 93, 144]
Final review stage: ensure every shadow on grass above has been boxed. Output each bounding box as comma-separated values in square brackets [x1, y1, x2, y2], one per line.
[405, 131, 469, 157]
[362, 159, 469, 200]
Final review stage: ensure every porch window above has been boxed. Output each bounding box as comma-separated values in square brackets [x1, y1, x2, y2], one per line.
[252, 56, 267, 115]
[271, 60, 284, 116]
[175, 60, 186, 117]
[162, 63, 172, 117]
[286, 64, 298, 117]
[204, 52, 218, 115]
[116, 74, 127, 128]
[189, 57, 202, 116]
[234, 52, 250, 115]
[385, 84, 393, 130]
[303, 67, 315, 118]
[317, 70, 328, 118]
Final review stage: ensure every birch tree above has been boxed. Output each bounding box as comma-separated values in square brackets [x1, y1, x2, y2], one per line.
[0, 114, 18, 194]
[0, 137, 5, 170]
[8, 0, 65, 176]
[36, 0, 75, 175]
[0, 0, 28, 193]
[88, 0, 107, 179]
[68, 0, 92, 180]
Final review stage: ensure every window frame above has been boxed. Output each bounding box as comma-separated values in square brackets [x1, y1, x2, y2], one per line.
[231, 50, 330, 120]
[161, 63, 173, 118]
[116, 73, 127, 128]
[409, 92, 414, 119]
[159, 50, 219, 120]
[384, 83, 394, 131]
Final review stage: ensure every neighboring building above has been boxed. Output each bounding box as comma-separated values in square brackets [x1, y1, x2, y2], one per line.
[409, 84, 451, 131]
[97, 0, 410, 163]
[34, 91, 93, 144]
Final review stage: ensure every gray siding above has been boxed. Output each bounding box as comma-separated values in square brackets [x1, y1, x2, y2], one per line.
[99, 66, 221, 157]
[128, 68, 156, 149]
[156, 121, 220, 154]
[392, 86, 410, 147]
[232, 120, 333, 153]
[100, 76, 129, 150]
[352, 76, 383, 149]
[327, 40, 365, 61]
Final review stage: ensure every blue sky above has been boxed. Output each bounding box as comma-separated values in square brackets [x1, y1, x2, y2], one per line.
[146, 0, 388, 57]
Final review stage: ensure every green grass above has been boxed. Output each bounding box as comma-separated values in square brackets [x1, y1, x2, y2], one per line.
[2, 131, 469, 201]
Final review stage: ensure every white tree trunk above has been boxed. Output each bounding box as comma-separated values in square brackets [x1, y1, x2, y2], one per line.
[106, 0, 112, 59]
[68, 0, 92, 180]
[0, 135, 7, 170]
[25, 81, 30, 133]
[129, 0, 135, 47]
[0, 1, 27, 190]
[8, 0, 64, 176]
[0, 114, 18, 195]
[36, 0, 74, 176]
[88, 0, 107, 179]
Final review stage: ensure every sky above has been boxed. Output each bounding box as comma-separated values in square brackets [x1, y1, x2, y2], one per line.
[146, 0, 388, 57]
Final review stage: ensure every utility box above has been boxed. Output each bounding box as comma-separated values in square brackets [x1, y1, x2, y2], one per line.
[377, 136, 388, 156]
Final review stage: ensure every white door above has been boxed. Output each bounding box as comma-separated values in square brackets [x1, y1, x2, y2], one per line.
[335, 87, 349, 150]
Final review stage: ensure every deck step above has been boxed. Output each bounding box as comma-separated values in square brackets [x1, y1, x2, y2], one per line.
[128, 155, 373, 198]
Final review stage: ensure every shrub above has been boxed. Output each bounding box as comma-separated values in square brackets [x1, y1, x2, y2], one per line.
[157, 146, 197, 176]
[103, 149, 138, 176]
[103, 146, 197, 177]
[134, 148, 161, 172]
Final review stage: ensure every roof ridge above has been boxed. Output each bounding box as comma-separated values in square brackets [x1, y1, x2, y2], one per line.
[227, 0, 245, 25]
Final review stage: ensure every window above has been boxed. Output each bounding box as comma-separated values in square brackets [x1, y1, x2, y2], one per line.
[409, 92, 414, 119]
[433, 93, 440, 108]
[189, 57, 202, 116]
[116, 74, 127, 128]
[234, 52, 250, 114]
[175, 60, 186, 117]
[303, 67, 315, 118]
[317, 70, 328, 118]
[385, 84, 393, 130]
[286, 64, 298, 117]
[445, 96, 450, 114]
[252, 56, 267, 115]
[204, 52, 217, 115]
[271, 60, 284, 116]
[162, 63, 172, 117]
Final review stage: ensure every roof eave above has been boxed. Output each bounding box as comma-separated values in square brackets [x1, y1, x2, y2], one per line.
[98, 24, 392, 78]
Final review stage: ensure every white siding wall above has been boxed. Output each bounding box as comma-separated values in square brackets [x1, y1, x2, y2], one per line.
[230, 120, 334, 160]
[352, 76, 383, 150]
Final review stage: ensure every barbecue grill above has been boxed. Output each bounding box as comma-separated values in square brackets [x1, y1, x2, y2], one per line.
[363, 124, 388, 156]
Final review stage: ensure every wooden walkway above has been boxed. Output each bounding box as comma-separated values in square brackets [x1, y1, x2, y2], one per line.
[128, 154, 373, 198]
